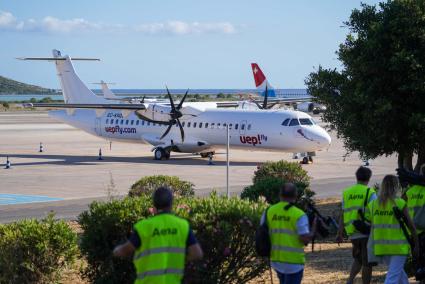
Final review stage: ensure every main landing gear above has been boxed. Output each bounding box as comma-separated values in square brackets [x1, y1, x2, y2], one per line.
[154, 147, 170, 160]
[200, 151, 215, 158]
[293, 152, 314, 164]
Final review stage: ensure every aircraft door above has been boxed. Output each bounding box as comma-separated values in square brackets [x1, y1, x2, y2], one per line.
[239, 120, 247, 135]
[95, 117, 102, 136]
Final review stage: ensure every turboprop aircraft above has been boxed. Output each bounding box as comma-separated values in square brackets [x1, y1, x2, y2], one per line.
[19, 50, 331, 162]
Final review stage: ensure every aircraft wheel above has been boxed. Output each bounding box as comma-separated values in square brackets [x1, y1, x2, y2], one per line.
[165, 151, 171, 160]
[200, 151, 215, 158]
[308, 156, 313, 163]
[302, 157, 309, 164]
[154, 148, 166, 160]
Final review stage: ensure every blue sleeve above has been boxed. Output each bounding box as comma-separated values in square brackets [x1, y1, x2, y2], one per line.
[186, 227, 198, 247]
[128, 231, 141, 248]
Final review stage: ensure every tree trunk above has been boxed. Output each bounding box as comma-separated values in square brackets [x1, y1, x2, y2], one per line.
[398, 150, 413, 171]
[414, 144, 425, 173]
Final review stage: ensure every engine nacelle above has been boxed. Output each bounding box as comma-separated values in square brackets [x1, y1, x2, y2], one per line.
[296, 102, 314, 112]
[137, 104, 172, 122]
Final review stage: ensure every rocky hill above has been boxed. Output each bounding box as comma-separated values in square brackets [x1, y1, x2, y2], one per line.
[0, 76, 55, 94]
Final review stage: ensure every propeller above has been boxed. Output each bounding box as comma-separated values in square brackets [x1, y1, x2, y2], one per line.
[159, 87, 189, 141]
[140, 96, 145, 104]
[135, 87, 192, 142]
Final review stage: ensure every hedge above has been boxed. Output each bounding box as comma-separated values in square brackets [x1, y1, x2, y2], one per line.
[78, 194, 268, 283]
[0, 215, 78, 284]
[129, 175, 195, 198]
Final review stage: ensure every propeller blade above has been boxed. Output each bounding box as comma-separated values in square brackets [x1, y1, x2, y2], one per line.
[160, 122, 174, 140]
[263, 85, 268, 109]
[177, 89, 189, 109]
[176, 118, 185, 142]
[141, 96, 145, 104]
[166, 86, 176, 111]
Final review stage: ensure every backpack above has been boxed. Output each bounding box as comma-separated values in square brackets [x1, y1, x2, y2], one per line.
[255, 208, 271, 257]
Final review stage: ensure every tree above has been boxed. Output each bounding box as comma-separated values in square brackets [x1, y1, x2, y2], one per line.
[305, 1, 425, 171]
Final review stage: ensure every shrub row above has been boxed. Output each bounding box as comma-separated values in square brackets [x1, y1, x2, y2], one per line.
[78, 194, 268, 284]
[0, 215, 78, 284]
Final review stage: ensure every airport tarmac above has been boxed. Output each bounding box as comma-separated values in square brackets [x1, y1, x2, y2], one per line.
[0, 111, 398, 222]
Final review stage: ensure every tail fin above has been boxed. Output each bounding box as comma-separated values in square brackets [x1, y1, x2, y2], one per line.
[18, 50, 107, 104]
[251, 63, 276, 97]
[96, 80, 117, 99]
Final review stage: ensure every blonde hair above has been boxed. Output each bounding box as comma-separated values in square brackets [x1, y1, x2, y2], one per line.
[378, 175, 400, 205]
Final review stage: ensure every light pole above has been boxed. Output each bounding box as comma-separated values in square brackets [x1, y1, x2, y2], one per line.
[226, 124, 230, 198]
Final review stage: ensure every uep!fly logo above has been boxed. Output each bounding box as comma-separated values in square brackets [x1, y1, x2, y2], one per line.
[240, 134, 267, 146]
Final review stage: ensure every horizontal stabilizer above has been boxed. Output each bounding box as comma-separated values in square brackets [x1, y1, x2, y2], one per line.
[16, 57, 100, 61]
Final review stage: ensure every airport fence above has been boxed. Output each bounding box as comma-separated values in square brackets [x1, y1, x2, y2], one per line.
[78, 193, 268, 284]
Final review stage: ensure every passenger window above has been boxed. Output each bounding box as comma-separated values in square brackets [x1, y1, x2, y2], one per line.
[282, 118, 290, 126]
[229, 123, 233, 129]
[299, 118, 313, 125]
[223, 123, 227, 129]
[247, 124, 251, 130]
[241, 124, 245, 130]
[120, 120, 124, 125]
[182, 122, 185, 127]
[211, 123, 215, 128]
[205, 123, 209, 128]
[131, 120, 134, 125]
[126, 120, 129, 125]
[136, 120, 139, 125]
[193, 122, 197, 128]
[106, 119, 109, 124]
[142, 120, 145, 126]
[289, 119, 300, 126]
[199, 122, 203, 128]
[153, 123, 156, 126]
[235, 124, 239, 130]
[217, 123, 221, 128]
[147, 122, 151, 126]
[187, 122, 191, 127]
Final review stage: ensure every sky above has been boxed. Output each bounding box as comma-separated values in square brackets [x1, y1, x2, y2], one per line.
[0, 0, 381, 89]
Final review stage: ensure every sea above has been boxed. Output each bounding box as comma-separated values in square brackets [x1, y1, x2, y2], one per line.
[0, 88, 309, 102]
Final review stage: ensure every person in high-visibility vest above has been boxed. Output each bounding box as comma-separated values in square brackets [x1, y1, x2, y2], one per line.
[336, 166, 376, 284]
[366, 175, 419, 284]
[405, 164, 425, 274]
[113, 187, 203, 284]
[260, 183, 317, 284]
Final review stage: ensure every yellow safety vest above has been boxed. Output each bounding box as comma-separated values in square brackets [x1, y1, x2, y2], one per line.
[368, 198, 410, 256]
[133, 213, 189, 284]
[342, 184, 375, 236]
[267, 201, 306, 264]
[406, 185, 425, 234]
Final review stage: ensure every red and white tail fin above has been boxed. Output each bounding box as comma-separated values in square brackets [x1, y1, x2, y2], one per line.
[250, 63, 276, 97]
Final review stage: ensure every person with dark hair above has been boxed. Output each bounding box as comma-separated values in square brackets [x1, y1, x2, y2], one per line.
[336, 166, 377, 284]
[260, 183, 317, 284]
[113, 187, 203, 283]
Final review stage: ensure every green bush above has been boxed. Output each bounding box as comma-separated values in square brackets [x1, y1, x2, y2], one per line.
[78, 194, 268, 284]
[129, 175, 194, 198]
[0, 214, 78, 284]
[1, 102, 9, 109]
[241, 160, 315, 209]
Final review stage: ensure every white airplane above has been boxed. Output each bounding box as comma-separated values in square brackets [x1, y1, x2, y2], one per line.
[250, 63, 325, 113]
[95, 80, 167, 104]
[19, 50, 331, 162]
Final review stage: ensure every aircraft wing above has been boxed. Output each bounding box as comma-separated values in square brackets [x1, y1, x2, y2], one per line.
[216, 97, 311, 108]
[24, 103, 146, 110]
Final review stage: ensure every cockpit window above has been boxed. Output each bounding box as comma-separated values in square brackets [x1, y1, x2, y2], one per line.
[289, 119, 300, 126]
[299, 118, 313, 125]
[281, 118, 290, 126]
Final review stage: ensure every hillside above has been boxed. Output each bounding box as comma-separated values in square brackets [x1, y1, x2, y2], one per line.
[0, 76, 56, 94]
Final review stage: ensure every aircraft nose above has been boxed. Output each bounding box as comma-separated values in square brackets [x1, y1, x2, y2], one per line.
[302, 126, 331, 148]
